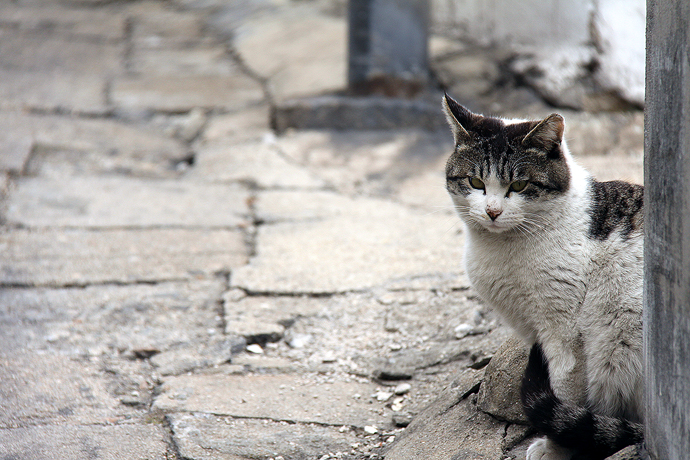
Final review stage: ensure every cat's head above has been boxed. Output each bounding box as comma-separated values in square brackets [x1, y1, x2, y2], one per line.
[443, 93, 572, 234]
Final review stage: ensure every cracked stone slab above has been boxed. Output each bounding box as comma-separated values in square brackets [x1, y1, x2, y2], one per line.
[476, 336, 529, 424]
[189, 140, 325, 189]
[224, 293, 325, 344]
[0, 278, 228, 356]
[0, 112, 191, 178]
[169, 413, 361, 460]
[0, 4, 127, 41]
[129, 46, 239, 76]
[0, 228, 247, 286]
[233, 5, 346, 102]
[383, 369, 506, 460]
[232, 194, 468, 293]
[275, 129, 452, 197]
[199, 105, 271, 144]
[128, 1, 205, 48]
[0, 352, 140, 428]
[0, 33, 121, 114]
[111, 75, 264, 113]
[0, 69, 108, 115]
[0, 112, 34, 174]
[153, 373, 392, 429]
[150, 337, 247, 376]
[6, 176, 250, 228]
[0, 424, 169, 460]
[254, 190, 369, 223]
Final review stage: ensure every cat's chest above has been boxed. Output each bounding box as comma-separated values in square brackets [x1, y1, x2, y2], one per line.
[464, 230, 587, 318]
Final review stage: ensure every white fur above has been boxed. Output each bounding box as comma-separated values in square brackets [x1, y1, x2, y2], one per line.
[526, 438, 574, 460]
[450, 141, 643, 456]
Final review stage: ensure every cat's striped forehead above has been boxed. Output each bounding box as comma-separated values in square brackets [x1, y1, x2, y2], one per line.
[445, 114, 571, 198]
[453, 117, 538, 173]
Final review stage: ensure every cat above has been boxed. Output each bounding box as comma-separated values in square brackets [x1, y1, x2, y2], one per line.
[441, 93, 644, 460]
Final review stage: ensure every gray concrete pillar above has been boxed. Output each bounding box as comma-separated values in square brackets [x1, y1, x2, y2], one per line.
[644, 0, 690, 458]
[347, 0, 429, 97]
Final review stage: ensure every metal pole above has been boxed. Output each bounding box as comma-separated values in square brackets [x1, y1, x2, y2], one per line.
[644, 0, 690, 458]
[347, 0, 429, 97]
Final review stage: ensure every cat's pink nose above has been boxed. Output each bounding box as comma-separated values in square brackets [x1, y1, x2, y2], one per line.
[486, 208, 502, 221]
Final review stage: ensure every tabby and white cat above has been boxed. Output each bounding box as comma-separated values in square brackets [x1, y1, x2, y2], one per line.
[442, 94, 644, 460]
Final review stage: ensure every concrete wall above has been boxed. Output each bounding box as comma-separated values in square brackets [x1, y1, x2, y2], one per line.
[432, 0, 592, 47]
[432, 0, 645, 108]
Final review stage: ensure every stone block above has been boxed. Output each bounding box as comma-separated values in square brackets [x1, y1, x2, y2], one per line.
[129, 46, 238, 76]
[0, 228, 247, 286]
[0, 279, 228, 356]
[169, 413, 359, 460]
[7, 176, 250, 228]
[1, 113, 191, 178]
[233, 6, 346, 101]
[253, 190, 357, 223]
[200, 105, 271, 144]
[189, 140, 325, 189]
[154, 373, 391, 428]
[0, 112, 34, 174]
[0, 352, 138, 427]
[383, 369, 504, 460]
[476, 336, 529, 424]
[0, 69, 108, 115]
[0, 32, 122, 75]
[128, 2, 205, 48]
[111, 75, 263, 113]
[0, 33, 121, 114]
[274, 128, 452, 197]
[0, 4, 127, 41]
[273, 95, 447, 132]
[224, 295, 325, 344]
[0, 424, 169, 460]
[150, 337, 247, 376]
[231, 194, 467, 294]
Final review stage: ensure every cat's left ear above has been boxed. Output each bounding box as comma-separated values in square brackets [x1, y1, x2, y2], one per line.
[442, 93, 477, 144]
[522, 113, 564, 154]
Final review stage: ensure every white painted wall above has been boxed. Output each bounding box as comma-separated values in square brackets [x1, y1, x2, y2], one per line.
[432, 0, 646, 107]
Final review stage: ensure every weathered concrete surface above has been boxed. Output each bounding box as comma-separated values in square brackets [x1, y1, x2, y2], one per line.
[0, 424, 170, 460]
[232, 196, 467, 293]
[476, 337, 529, 424]
[6, 177, 250, 228]
[189, 140, 326, 188]
[170, 413, 362, 460]
[232, 4, 347, 102]
[0, 279, 229, 356]
[155, 373, 393, 428]
[0, 1, 645, 459]
[0, 112, 192, 178]
[0, 228, 247, 286]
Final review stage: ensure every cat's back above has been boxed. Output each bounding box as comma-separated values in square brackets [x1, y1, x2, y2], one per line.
[587, 179, 644, 242]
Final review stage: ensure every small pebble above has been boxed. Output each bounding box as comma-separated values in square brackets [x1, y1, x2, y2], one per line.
[454, 323, 473, 334]
[364, 425, 378, 434]
[394, 383, 411, 395]
[246, 344, 264, 354]
[392, 413, 413, 427]
[375, 390, 393, 402]
[288, 333, 313, 349]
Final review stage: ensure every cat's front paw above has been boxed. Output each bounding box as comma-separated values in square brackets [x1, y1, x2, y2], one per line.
[526, 438, 573, 460]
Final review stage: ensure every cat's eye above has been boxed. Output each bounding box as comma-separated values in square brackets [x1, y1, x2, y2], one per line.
[510, 180, 528, 192]
[469, 177, 485, 189]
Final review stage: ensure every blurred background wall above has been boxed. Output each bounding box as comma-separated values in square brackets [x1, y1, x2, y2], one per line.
[431, 0, 645, 108]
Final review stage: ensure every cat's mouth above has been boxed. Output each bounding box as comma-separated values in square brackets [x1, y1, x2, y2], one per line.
[483, 221, 509, 233]
[474, 217, 515, 233]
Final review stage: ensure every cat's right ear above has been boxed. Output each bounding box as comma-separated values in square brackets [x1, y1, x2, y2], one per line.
[443, 93, 473, 144]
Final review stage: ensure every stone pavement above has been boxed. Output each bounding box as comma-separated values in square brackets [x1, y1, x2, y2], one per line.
[0, 1, 643, 459]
